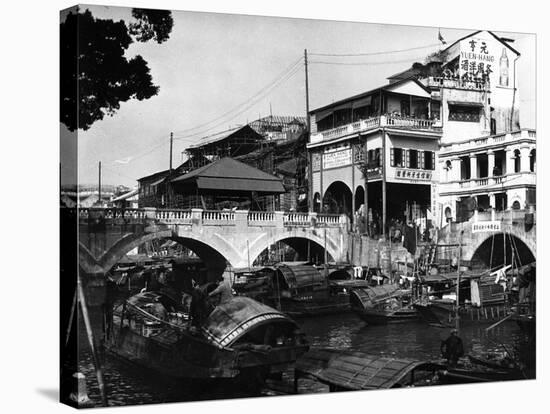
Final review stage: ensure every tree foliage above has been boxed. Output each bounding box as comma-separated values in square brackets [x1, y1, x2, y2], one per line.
[60, 8, 173, 131]
[129, 8, 174, 43]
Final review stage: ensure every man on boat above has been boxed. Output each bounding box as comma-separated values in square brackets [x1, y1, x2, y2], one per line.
[440, 329, 464, 367]
[209, 277, 234, 305]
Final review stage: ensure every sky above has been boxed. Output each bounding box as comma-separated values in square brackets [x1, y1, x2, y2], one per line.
[71, 5, 536, 188]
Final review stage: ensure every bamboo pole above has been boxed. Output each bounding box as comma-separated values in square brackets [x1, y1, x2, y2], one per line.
[455, 228, 464, 332]
[65, 289, 77, 348]
[77, 274, 108, 407]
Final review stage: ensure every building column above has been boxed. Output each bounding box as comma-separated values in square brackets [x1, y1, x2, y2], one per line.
[520, 146, 531, 172]
[487, 150, 495, 177]
[489, 193, 496, 220]
[469, 154, 478, 180]
[505, 148, 515, 175]
[451, 158, 462, 181]
[488, 192, 496, 209]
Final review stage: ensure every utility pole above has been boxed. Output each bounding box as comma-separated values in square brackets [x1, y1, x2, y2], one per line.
[304, 49, 310, 131]
[305, 49, 313, 212]
[98, 161, 102, 207]
[382, 127, 387, 237]
[169, 132, 173, 171]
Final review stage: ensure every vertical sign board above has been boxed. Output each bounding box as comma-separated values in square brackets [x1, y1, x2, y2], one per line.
[430, 183, 437, 222]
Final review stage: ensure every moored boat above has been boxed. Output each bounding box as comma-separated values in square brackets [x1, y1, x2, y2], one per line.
[350, 284, 418, 324]
[233, 263, 371, 317]
[294, 348, 446, 391]
[105, 291, 309, 384]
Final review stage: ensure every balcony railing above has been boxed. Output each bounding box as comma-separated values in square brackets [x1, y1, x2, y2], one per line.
[310, 114, 439, 144]
[441, 129, 536, 154]
[446, 172, 536, 192]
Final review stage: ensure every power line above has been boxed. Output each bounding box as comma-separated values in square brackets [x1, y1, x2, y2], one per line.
[309, 43, 441, 57]
[173, 63, 304, 142]
[171, 57, 303, 137]
[309, 56, 427, 66]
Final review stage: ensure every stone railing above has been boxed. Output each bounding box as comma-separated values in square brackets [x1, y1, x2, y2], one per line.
[440, 129, 536, 154]
[78, 208, 347, 229]
[449, 172, 535, 192]
[473, 209, 535, 224]
[202, 210, 235, 226]
[78, 208, 147, 220]
[247, 211, 276, 227]
[155, 209, 193, 223]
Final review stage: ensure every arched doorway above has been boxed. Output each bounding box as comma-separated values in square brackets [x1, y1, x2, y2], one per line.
[444, 206, 452, 223]
[354, 185, 365, 213]
[323, 181, 352, 217]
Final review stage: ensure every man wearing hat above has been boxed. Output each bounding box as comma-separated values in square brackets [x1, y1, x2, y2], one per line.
[440, 329, 464, 367]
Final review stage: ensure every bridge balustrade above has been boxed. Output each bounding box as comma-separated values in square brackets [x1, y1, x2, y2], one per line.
[78, 208, 347, 229]
[247, 211, 276, 227]
[202, 210, 235, 226]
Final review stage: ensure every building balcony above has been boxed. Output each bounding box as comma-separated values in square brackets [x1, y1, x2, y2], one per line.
[439, 172, 536, 195]
[309, 114, 441, 145]
[440, 129, 536, 156]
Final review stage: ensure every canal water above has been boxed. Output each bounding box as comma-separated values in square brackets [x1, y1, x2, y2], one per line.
[77, 311, 533, 407]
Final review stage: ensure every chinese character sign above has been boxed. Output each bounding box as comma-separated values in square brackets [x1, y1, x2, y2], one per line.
[459, 37, 495, 79]
[472, 221, 502, 233]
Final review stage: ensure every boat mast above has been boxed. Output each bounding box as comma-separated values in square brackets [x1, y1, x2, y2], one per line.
[455, 228, 464, 332]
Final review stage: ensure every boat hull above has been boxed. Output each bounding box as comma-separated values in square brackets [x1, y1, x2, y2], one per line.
[106, 324, 307, 381]
[276, 296, 351, 317]
[354, 308, 419, 324]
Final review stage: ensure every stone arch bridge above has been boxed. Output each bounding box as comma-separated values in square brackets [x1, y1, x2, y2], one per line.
[437, 209, 536, 266]
[78, 208, 350, 281]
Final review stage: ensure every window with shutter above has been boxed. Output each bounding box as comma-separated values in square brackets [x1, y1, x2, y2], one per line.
[390, 148, 395, 167]
[405, 149, 410, 168]
[431, 152, 435, 170]
[420, 151, 425, 169]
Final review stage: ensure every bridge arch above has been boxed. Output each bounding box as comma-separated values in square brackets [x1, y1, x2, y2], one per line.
[469, 232, 535, 269]
[79, 229, 237, 281]
[247, 230, 341, 268]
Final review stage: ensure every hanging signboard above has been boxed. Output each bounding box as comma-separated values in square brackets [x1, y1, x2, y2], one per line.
[472, 221, 502, 233]
[323, 149, 352, 169]
[395, 169, 433, 182]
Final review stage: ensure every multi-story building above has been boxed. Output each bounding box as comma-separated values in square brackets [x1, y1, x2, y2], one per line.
[306, 30, 534, 234]
[437, 129, 536, 224]
[308, 77, 441, 234]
